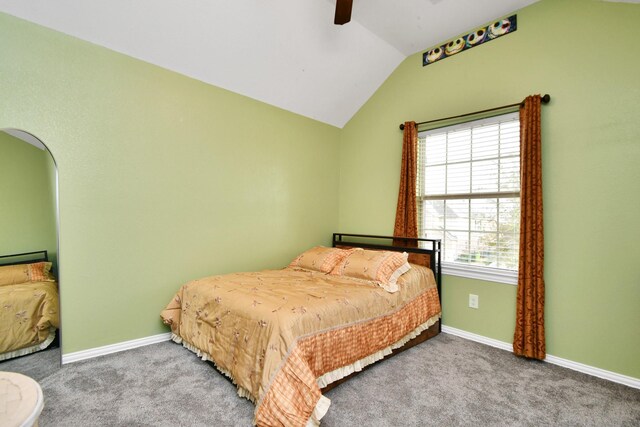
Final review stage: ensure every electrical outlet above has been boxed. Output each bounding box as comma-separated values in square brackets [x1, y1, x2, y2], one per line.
[469, 294, 479, 309]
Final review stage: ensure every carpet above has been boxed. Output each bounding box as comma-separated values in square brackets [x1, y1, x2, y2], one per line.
[1, 334, 638, 426]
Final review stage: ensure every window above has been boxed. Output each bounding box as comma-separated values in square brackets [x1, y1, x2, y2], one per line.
[418, 112, 520, 284]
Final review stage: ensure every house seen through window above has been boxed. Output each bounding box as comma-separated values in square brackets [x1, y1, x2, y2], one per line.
[418, 112, 520, 283]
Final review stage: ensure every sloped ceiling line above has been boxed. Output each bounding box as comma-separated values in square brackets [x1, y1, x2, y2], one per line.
[0, 0, 540, 128]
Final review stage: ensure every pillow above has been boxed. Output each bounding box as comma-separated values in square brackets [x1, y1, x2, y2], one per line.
[0, 261, 55, 286]
[288, 246, 357, 273]
[330, 249, 411, 293]
[28, 262, 55, 282]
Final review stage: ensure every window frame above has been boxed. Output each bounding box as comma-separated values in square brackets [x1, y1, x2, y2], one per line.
[417, 111, 520, 285]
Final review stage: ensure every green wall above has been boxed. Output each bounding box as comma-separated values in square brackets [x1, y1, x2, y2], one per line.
[0, 13, 341, 353]
[1, 0, 638, 380]
[0, 131, 57, 268]
[338, 0, 640, 378]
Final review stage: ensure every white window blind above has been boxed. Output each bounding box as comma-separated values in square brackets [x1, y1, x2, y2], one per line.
[418, 112, 520, 277]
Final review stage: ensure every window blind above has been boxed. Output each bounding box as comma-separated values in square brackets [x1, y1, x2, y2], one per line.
[418, 112, 520, 271]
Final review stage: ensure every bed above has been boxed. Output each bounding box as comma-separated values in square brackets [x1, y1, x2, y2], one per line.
[0, 250, 60, 361]
[161, 233, 441, 426]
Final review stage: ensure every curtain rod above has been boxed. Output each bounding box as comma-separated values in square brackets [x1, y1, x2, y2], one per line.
[398, 94, 551, 131]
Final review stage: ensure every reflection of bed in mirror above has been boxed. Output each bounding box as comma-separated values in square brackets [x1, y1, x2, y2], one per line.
[0, 129, 60, 365]
[0, 250, 60, 361]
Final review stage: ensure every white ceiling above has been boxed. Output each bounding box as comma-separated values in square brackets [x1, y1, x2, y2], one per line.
[2, 129, 47, 150]
[0, 0, 542, 128]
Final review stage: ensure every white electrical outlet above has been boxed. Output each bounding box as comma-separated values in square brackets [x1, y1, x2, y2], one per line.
[469, 294, 479, 309]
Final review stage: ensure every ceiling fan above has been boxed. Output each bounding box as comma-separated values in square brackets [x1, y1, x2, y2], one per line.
[334, 0, 353, 25]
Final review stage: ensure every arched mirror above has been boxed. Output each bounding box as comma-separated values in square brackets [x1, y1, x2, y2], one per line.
[0, 129, 61, 371]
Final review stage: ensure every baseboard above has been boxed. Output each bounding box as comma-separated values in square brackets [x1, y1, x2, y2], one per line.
[62, 332, 172, 364]
[441, 325, 639, 390]
[441, 325, 513, 352]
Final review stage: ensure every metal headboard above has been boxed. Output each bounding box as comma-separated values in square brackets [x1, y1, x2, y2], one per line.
[0, 250, 49, 266]
[332, 232, 442, 303]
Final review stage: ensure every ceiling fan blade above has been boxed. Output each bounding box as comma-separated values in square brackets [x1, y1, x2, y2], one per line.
[334, 0, 353, 25]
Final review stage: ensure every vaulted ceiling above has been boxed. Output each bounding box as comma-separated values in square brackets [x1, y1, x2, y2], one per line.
[0, 0, 546, 127]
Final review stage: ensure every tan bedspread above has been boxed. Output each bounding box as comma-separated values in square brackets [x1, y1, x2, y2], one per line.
[0, 281, 59, 356]
[161, 265, 440, 426]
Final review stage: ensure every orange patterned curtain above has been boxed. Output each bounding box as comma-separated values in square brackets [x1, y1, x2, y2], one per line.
[393, 121, 418, 247]
[513, 95, 545, 360]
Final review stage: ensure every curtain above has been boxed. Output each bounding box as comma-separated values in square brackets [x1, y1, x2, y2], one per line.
[393, 121, 418, 247]
[513, 95, 545, 360]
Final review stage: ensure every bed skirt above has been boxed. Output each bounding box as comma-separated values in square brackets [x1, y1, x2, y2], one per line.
[173, 313, 441, 426]
[0, 327, 56, 362]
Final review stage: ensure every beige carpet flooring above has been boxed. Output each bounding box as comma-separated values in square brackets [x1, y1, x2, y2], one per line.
[1, 333, 638, 426]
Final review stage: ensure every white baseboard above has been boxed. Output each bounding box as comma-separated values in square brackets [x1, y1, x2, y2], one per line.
[441, 325, 639, 390]
[441, 325, 513, 352]
[62, 332, 172, 364]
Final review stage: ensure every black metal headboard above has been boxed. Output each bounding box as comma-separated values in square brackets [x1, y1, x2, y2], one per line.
[0, 250, 49, 266]
[332, 233, 442, 299]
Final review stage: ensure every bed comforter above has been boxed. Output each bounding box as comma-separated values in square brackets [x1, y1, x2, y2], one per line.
[161, 265, 440, 426]
[0, 281, 59, 360]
